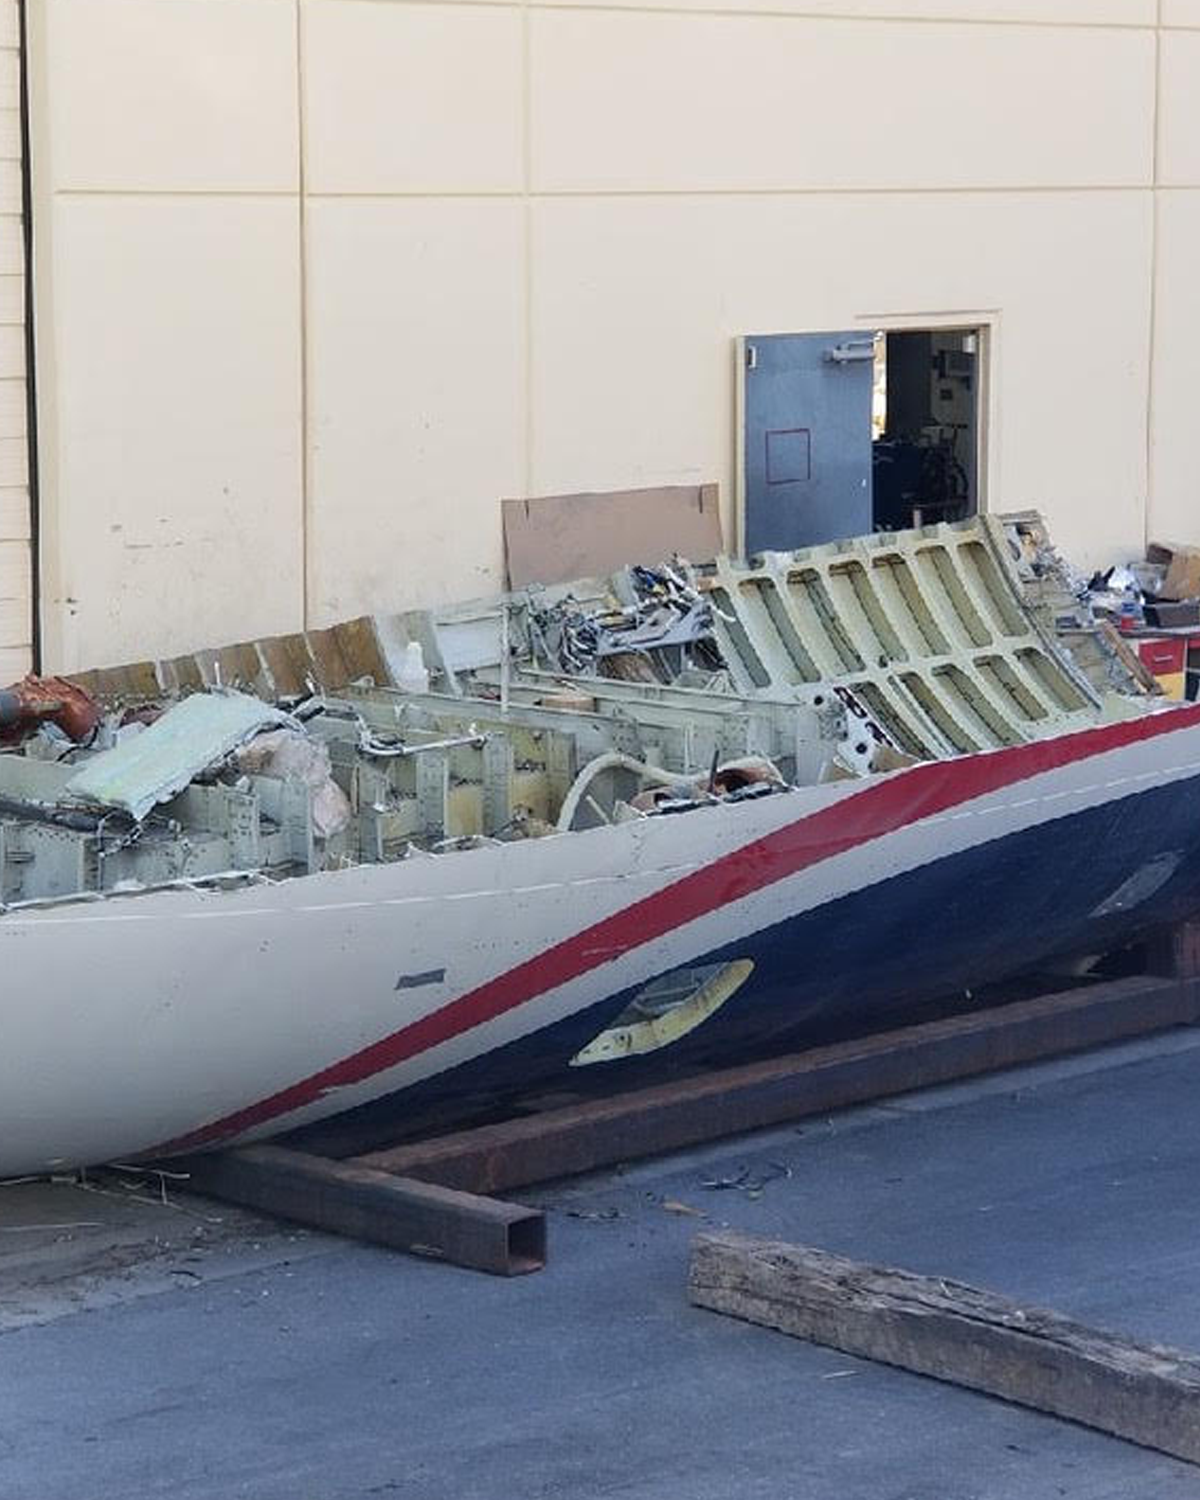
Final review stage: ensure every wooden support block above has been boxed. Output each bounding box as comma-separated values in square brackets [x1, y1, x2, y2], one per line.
[355, 974, 1200, 1194]
[1148, 919, 1200, 980]
[688, 1231, 1200, 1466]
[179, 1145, 545, 1276]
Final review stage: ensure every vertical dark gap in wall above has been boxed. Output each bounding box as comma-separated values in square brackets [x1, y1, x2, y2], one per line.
[16, 0, 40, 672]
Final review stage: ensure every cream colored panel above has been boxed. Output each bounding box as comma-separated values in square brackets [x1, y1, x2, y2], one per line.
[0, 0, 26, 655]
[0, 322, 23, 377]
[0, 381, 23, 439]
[531, 192, 1150, 573]
[546, 0, 1152, 16]
[0, 274, 21, 325]
[0, 432, 25, 486]
[0, 536, 26, 596]
[0, 486, 28, 539]
[44, 0, 298, 192]
[543, 0, 1152, 18]
[0, 47, 17, 110]
[0, 109, 19, 162]
[1149, 192, 1200, 546]
[42, 198, 303, 671]
[0, 645, 30, 678]
[0, 531, 30, 666]
[1163, 1, 1200, 26]
[1160, 29, 1200, 184]
[306, 199, 524, 623]
[0, 216, 21, 276]
[0, 597, 25, 636]
[531, 13, 1153, 191]
[0, 158, 19, 214]
[303, 0, 522, 193]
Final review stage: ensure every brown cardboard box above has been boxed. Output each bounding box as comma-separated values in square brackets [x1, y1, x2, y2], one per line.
[1147, 542, 1200, 601]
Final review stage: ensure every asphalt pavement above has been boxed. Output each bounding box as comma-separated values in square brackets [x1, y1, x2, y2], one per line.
[4, 1030, 1200, 1499]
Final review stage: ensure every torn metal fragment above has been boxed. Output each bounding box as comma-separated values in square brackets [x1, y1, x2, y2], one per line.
[65, 690, 292, 822]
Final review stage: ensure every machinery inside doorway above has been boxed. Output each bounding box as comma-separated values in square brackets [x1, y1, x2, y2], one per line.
[739, 325, 982, 557]
[872, 328, 979, 533]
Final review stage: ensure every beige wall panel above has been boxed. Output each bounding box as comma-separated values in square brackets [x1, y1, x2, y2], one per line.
[0, 432, 25, 487]
[0, 485, 28, 540]
[0, 535, 27, 594]
[0, 216, 21, 277]
[303, 0, 523, 194]
[306, 198, 524, 623]
[40, 197, 303, 671]
[0, 109, 20, 162]
[0, 274, 22, 325]
[0, 380, 24, 440]
[0, 533, 30, 661]
[43, 0, 298, 192]
[0, 47, 17, 110]
[544, 0, 1153, 20]
[0, 596, 28, 641]
[1148, 191, 1200, 545]
[0, 157, 19, 214]
[1160, 29, 1200, 184]
[1, 0, 25, 663]
[0, 645, 31, 678]
[0, 322, 23, 377]
[530, 192, 1150, 573]
[1163, 1, 1200, 26]
[531, 13, 1153, 192]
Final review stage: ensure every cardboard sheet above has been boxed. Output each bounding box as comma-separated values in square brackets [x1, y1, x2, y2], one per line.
[502, 485, 723, 589]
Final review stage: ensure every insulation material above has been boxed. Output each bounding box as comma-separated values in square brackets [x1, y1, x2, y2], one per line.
[66, 690, 291, 822]
[234, 728, 351, 839]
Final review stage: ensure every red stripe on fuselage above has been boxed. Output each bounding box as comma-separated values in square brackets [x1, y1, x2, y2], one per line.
[155, 704, 1200, 1154]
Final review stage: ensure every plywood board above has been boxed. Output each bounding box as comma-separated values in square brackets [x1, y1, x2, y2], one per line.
[502, 483, 723, 588]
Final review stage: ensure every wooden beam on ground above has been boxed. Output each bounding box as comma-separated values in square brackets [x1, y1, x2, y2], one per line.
[1149, 917, 1200, 979]
[688, 1231, 1200, 1466]
[179, 1145, 545, 1276]
[357, 974, 1200, 1194]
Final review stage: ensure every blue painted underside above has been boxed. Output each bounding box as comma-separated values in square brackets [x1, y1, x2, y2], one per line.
[288, 774, 1200, 1151]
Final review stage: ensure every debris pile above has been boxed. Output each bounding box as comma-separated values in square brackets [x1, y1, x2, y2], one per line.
[0, 508, 1189, 915]
[1064, 538, 1200, 702]
[518, 562, 724, 683]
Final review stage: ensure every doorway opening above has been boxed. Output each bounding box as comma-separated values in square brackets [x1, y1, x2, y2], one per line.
[872, 328, 979, 533]
[739, 325, 984, 557]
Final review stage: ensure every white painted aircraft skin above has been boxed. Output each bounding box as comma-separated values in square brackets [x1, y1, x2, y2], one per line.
[2, 704, 1199, 1177]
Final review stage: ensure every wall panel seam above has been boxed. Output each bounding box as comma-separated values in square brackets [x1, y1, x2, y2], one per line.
[521, 0, 533, 495]
[48, 185, 1164, 201]
[312, 0, 1155, 31]
[296, 0, 310, 632]
[1145, 0, 1161, 552]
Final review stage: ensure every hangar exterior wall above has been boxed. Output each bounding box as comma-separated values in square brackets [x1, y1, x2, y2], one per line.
[22, 0, 1200, 673]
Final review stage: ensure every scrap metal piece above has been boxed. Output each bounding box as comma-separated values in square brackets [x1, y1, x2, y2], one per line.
[178, 1145, 546, 1276]
[66, 690, 292, 822]
[0, 675, 100, 747]
[1001, 511, 1152, 700]
[697, 514, 1104, 758]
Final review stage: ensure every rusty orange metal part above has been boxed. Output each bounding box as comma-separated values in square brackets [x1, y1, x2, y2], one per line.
[0, 674, 101, 746]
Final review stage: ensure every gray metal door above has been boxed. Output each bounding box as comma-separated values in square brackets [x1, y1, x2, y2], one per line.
[742, 332, 874, 556]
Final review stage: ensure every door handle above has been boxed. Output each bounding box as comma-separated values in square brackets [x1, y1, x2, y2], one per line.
[824, 340, 875, 365]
